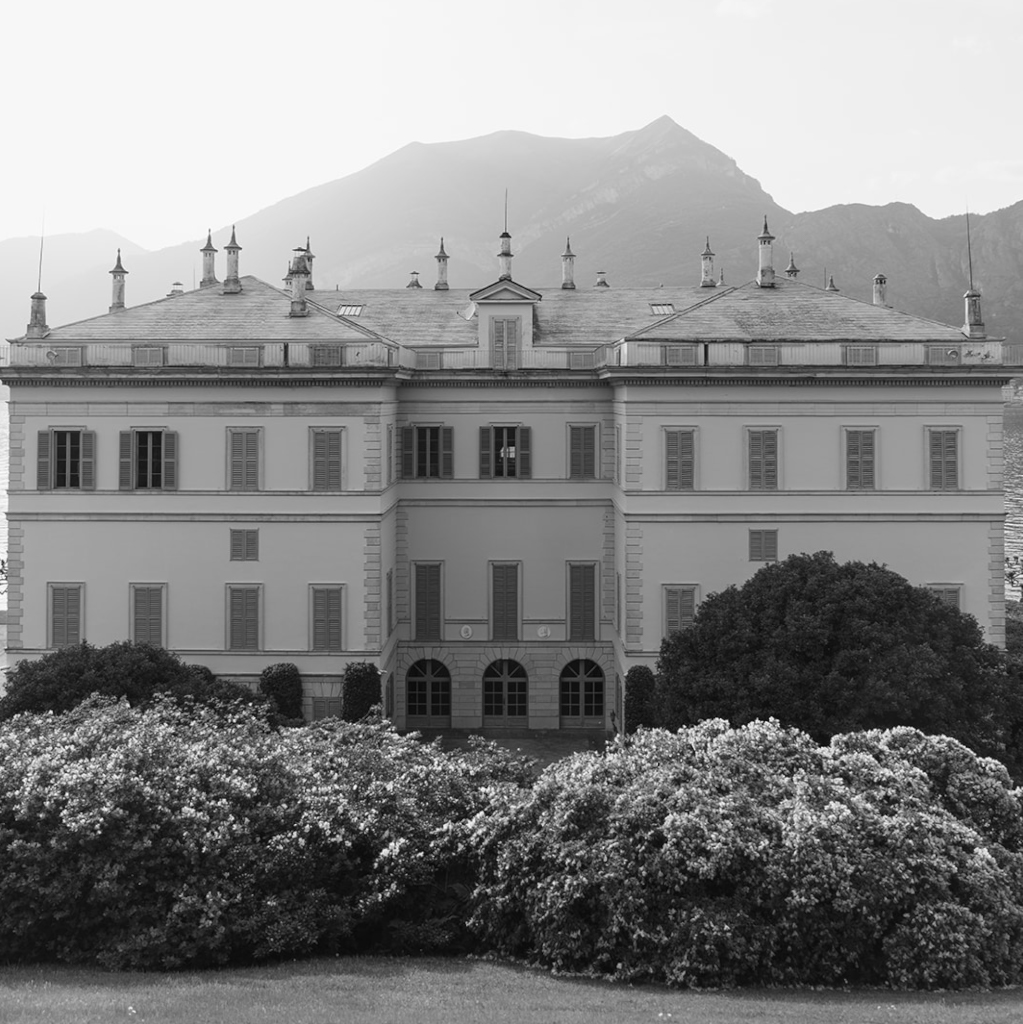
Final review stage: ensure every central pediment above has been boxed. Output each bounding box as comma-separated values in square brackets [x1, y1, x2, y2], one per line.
[469, 279, 543, 303]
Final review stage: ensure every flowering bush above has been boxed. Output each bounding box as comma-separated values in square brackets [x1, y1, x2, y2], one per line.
[0, 698, 531, 969]
[465, 721, 1023, 989]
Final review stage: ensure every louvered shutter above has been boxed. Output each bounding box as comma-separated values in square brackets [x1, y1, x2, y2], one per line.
[80, 431, 96, 490]
[401, 427, 415, 478]
[440, 427, 454, 479]
[230, 530, 245, 560]
[570, 427, 595, 479]
[161, 432, 178, 490]
[505, 319, 519, 370]
[749, 530, 764, 561]
[569, 564, 596, 641]
[762, 430, 778, 489]
[312, 588, 343, 651]
[246, 530, 258, 560]
[37, 431, 52, 490]
[764, 530, 778, 561]
[230, 431, 244, 490]
[479, 427, 493, 478]
[749, 430, 777, 490]
[312, 431, 329, 491]
[230, 588, 259, 650]
[666, 429, 695, 490]
[517, 426, 532, 479]
[929, 430, 959, 490]
[134, 587, 162, 646]
[665, 587, 695, 634]
[492, 564, 518, 641]
[119, 431, 134, 489]
[415, 565, 441, 640]
[847, 430, 875, 490]
[52, 586, 81, 647]
[244, 431, 259, 490]
[491, 319, 505, 370]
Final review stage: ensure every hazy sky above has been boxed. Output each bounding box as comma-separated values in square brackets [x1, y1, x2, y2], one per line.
[2, 0, 1020, 251]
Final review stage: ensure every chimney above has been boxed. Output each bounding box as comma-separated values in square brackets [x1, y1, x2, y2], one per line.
[200, 229, 219, 288]
[561, 238, 576, 290]
[435, 238, 449, 290]
[873, 273, 887, 307]
[718, 268, 725, 287]
[305, 237, 315, 290]
[826, 275, 839, 292]
[785, 252, 800, 278]
[498, 230, 514, 280]
[109, 249, 128, 312]
[700, 237, 716, 288]
[406, 270, 422, 289]
[167, 281, 184, 297]
[756, 216, 775, 288]
[289, 248, 309, 316]
[963, 287, 985, 339]
[593, 270, 610, 289]
[26, 291, 48, 338]
[223, 226, 242, 294]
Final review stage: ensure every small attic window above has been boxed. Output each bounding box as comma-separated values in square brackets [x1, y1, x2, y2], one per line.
[337, 304, 363, 317]
[650, 303, 675, 316]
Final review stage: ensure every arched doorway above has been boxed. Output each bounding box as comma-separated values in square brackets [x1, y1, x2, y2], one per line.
[482, 659, 528, 727]
[559, 659, 605, 729]
[406, 659, 451, 728]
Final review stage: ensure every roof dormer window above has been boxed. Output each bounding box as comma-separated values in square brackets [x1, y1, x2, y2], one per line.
[650, 303, 675, 316]
[337, 304, 363, 317]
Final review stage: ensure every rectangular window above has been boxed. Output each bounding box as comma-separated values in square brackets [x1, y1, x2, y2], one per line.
[311, 345, 344, 367]
[664, 345, 698, 366]
[845, 345, 877, 366]
[133, 347, 165, 367]
[749, 529, 779, 562]
[492, 563, 519, 641]
[928, 429, 959, 490]
[615, 424, 622, 484]
[386, 424, 394, 484]
[926, 585, 962, 610]
[119, 430, 178, 490]
[846, 429, 876, 490]
[50, 347, 83, 366]
[664, 586, 697, 635]
[227, 346, 261, 367]
[748, 345, 779, 366]
[38, 429, 96, 490]
[414, 563, 442, 641]
[569, 426, 597, 480]
[491, 317, 520, 370]
[401, 426, 454, 479]
[49, 584, 82, 648]
[229, 529, 259, 561]
[311, 586, 344, 652]
[665, 429, 695, 490]
[131, 584, 165, 647]
[616, 571, 622, 631]
[480, 425, 532, 479]
[312, 697, 342, 720]
[228, 428, 261, 492]
[568, 563, 597, 641]
[386, 569, 394, 637]
[227, 585, 260, 650]
[311, 428, 343, 491]
[748, 429, 779, 490]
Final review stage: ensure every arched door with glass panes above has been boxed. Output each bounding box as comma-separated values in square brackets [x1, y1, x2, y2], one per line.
[559, 659, 605, 729]
[406, 659, 451, 728]
[482, 659, 528, 727]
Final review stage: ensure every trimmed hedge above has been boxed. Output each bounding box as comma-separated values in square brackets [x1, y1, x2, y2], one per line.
[623, 665, 656, 733]
[259, 662, 303, 719]
[341, 662, 381, 722]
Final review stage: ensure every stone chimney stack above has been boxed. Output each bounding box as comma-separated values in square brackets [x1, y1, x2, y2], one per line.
[167, 281, 185, 297]
[288, 248, 309, 316]
[435, 238, 449, 290]
[223, 226, 242, 294]
[756, 216, 775, 288]
[873, 273, 888, 307]
[826, 275, 840, 292]
[593, 270, 610, 289]
[963, 287, 986, 339]
[200, 230, 219, 288]
[561, 238, 576, 290]
[109, 249, 128, 312]
[700, 237, 716, 288]
[498, 230, 514, 280]
[785, 252, 800, 278]
[406, 271, 422, 289]
[305, 237, 315, 290]
[26, 291, 48, 338]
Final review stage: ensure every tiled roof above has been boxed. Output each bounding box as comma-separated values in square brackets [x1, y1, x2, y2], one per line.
[38, 278, 381, 342]
[630, 278, 971, 343]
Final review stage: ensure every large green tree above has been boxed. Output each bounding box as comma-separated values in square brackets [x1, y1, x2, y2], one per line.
[655, 551, 1022, 763]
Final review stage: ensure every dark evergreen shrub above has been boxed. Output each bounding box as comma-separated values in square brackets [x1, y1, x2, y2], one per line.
[341, 662, 381, 721]
[259, 662, 303, 719]
[623, 665, 656, 732]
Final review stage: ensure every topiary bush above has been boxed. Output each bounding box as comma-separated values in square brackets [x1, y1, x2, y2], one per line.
[0, 641, 269, 722]
[623, 665, 656, 733]
[465, 720, 1023, 989]
[259, 662, 303, 719]
[341, 662, 381, 722]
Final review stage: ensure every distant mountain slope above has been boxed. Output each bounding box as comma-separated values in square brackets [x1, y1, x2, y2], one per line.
[3, 118, 1020, 343]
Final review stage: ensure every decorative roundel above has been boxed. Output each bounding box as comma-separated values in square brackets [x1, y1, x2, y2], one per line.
[537, 625, 551, 638]
[460, 625, 473, 639]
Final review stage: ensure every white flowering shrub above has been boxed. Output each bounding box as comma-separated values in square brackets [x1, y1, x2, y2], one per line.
[465, 721, 1023, 989]
[0, 697, 532, 969]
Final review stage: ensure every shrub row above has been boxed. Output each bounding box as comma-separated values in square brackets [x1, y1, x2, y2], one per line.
[2, 701, 1023, 988]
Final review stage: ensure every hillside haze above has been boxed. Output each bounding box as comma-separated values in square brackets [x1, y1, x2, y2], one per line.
[3, 116, 1021, 343]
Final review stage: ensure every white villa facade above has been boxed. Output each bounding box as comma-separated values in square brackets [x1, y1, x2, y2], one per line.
[1, 223, 1012, 732]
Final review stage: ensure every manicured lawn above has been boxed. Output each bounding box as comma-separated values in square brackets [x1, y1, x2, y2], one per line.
[2, 956, 1023, 1024]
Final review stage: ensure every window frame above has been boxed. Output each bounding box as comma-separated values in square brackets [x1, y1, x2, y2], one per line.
[309, 584, 345, 652]
[479, 424, 532, 479]
[844, 426, 878, 491]
[664, 426, 697, 491]
[748, 529, 779, 562]
[118, 429, 179, 491]
[663, 584, 698, 637]
[229, 528, 259, 561]
[38, 428, 96, 491]
[402, 424, 454, 480]
[226, 584, 262, 651]
[490, 561, 521, 642]
[746, 426, 780, 491]
[48, 582, 84, 649]
[226, 427, 262, 492]
[130, 582, 168, 647]
[413, 562, 443, 642]
[567, 424, 598, 480]
[490, 316, 521, 370]
[567, 562, 598, 642]
[926, 426, 961, 491]
[925, 583, 962, 610]
[309, 427, 345, 492]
